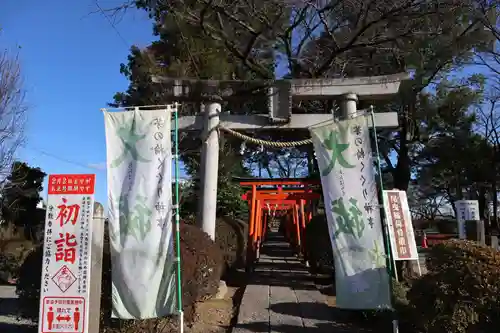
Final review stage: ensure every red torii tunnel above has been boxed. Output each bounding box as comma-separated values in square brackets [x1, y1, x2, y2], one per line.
[235, 177, 322, 271]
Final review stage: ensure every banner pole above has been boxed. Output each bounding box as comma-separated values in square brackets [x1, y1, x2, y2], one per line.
[369, 106, 399, 333]
[369, 106, 395, 273]
[173, 104, 184, 333]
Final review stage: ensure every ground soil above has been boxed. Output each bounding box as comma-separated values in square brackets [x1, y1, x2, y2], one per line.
[0, 231, 35, 284]
[313, 273, 392, 332]
[115, 269, 246, 333]
[187, 270, 246, 333]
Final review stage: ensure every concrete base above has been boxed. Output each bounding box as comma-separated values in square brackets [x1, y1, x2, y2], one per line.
[213, 280, 228, 300]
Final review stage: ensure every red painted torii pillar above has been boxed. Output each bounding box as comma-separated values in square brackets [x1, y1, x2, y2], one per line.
[235, 177, 321, 271]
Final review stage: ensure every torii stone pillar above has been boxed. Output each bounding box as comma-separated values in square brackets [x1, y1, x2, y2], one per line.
[199, 100, 221, 239]
[153, 73, 409, 240]
[340, 93, 359, 119]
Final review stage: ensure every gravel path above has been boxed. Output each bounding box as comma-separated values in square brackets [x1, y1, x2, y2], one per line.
[0, 285, 36, 333]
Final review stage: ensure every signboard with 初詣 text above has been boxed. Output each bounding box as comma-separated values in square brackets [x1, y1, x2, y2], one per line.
[38, 174, 95, 333]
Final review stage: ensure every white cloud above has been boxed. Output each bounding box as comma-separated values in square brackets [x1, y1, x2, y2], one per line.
[87, 162, 107, 170]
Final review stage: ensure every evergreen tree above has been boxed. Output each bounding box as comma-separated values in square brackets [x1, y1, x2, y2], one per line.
[1, 161, 46, 240]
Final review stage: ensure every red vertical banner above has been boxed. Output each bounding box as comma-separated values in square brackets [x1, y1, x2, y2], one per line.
[383, 190, 419, 261]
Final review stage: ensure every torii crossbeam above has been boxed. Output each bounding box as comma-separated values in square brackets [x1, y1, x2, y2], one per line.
[154, 73, 409, 239]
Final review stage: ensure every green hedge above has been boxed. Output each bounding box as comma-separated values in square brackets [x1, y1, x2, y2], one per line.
[304, 214, 334, 274]
[406, 240, 500, 333]
[215, 217, 247, 275]
[16, 222, 224, 331]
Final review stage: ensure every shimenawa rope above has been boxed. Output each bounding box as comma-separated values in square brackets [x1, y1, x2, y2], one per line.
[218, 126, 313, 148]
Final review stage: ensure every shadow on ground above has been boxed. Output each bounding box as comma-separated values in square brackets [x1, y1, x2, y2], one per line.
[271, 302, 334, 321]
[234, 321, 374, 333]
[237, 232, 393, 333]
[254, 261, 305, 271]
[234, 302, 392, 333]
[248, 236, 319, 290]
[270, 301, 392, 327]
[0, 286, 36, 333]
[0, 322, 36, 333]
[0, 298, 19, 316]
[250, 271, 319, 290]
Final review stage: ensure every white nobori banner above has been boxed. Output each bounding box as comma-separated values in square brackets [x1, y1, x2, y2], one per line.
[104, 109, 177, 319]
[310, 115, 391, 310]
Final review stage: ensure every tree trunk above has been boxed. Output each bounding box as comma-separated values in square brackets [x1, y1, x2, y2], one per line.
[392, 110, 413, 280]
[478, 186, 487, 220]
[493, 183, 498, 230]
[307, 147, 314, 176]
[493, 147, 498, 231]
[392, 110, 411, 191]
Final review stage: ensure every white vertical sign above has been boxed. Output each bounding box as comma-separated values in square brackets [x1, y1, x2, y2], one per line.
[382, 190, 419, 261]
[454, 200, 479, 240]
[39, 174, 95, 333]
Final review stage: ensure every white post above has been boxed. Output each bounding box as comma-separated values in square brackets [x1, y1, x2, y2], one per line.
[199, 100, 220, 240]
[476, 220, 486, 245]
[416, 258, 423, 276]
[88, 202, 105, 333]
[491, 235, 499, 250]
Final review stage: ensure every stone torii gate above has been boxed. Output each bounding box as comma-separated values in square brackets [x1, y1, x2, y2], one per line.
[153, 73, 409, 239]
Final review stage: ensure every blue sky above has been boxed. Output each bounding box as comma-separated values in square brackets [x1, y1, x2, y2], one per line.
[0, 1, 494, 211]
[1, 0, 156, 205]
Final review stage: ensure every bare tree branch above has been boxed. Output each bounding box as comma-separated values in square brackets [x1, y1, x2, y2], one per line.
[0, 50, 27, 187]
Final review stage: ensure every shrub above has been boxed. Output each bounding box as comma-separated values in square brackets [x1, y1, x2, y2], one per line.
[181, 177, 248, 218]
[216, 181, 248, 218]
[0, 252, 18, 282]
[179, 222, 224, 306]
[304, 214, 334, 274]
[16, 246, 42, 318]
[214, 217, 247, 274]
[16, 221, 224, 331]
[433, 219, 458, 234]
[391, 279, 417, 332]
[407, 240, 500, 333]
[0, 241, 32, 283]
[182, 216, 248, 274]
